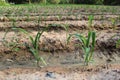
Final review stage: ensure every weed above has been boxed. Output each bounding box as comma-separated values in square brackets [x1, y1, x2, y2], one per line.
[67, 31, 96, 66]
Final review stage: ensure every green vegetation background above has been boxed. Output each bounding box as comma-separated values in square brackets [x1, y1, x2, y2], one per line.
[0, 0, 120, 5]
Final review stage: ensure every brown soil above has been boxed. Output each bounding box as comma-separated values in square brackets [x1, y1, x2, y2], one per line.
[0, 64, 120, 80]
[0, 14, 119, 22]
[0, 14, 120, 79]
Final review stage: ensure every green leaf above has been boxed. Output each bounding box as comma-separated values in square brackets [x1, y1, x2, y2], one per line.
[116, 39, 120, 48]
[88, 31, 96, 61]
[84, 47, 90, 64]
[29, 36, 34, 46]
[88, 15, 94, 28]
[13, 48, 20, 52]
[86, 31, 92, 47]
[29, 48, 39, 60]
[86, 47, 90, 53]
[74, 33, 86, 46]
[40, 57, 47, 65]
[92, 31, 96, 48]
[12, 28, 28, 35]
[67, 34, 73, 44]
[9, 27, 48, 66]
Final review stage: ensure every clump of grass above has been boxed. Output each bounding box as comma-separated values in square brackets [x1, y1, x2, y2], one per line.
[67, 31, 96, 66]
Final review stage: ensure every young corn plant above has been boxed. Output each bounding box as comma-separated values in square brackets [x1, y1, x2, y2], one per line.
[58, 14, 62, 21]
[62, 24, 69, 43]
[111, 18, 116, 30]
[12, 28, 47, 67]
[116, 39, 120, 48]
[37, 15, 42, 26]
[67, 31, 96, 66]
[26, 14, 30, 22]
[2, 19, 21, 52]
[75, 13, 78, 20]
[12, 19, 17, 28]
[2, 32, 21, 52]
[59, 24, 69, 48]
[88, 15, 94, 30]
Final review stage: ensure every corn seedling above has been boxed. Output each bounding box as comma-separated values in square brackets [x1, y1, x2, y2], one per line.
[75, 13, 78, 20]
[12, 28, 47, 67]
[7, 37, 21, 52]
[2, 38, 20, 52]
[111, 18, 116, 30]
[67, 31, 96, 66]
[12, 19, 16, 28]
[62, 24, 69, 42]
[2, 29, 21, 52]
[112, 8, 116, 14]
[58, 14, 62, 21]
[116, 39, 120, 48]
[88, 15, 94, 30]
[37, 15, 42, 26]
[2, 19, 22, 52]
[26, 14, 30, 22]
